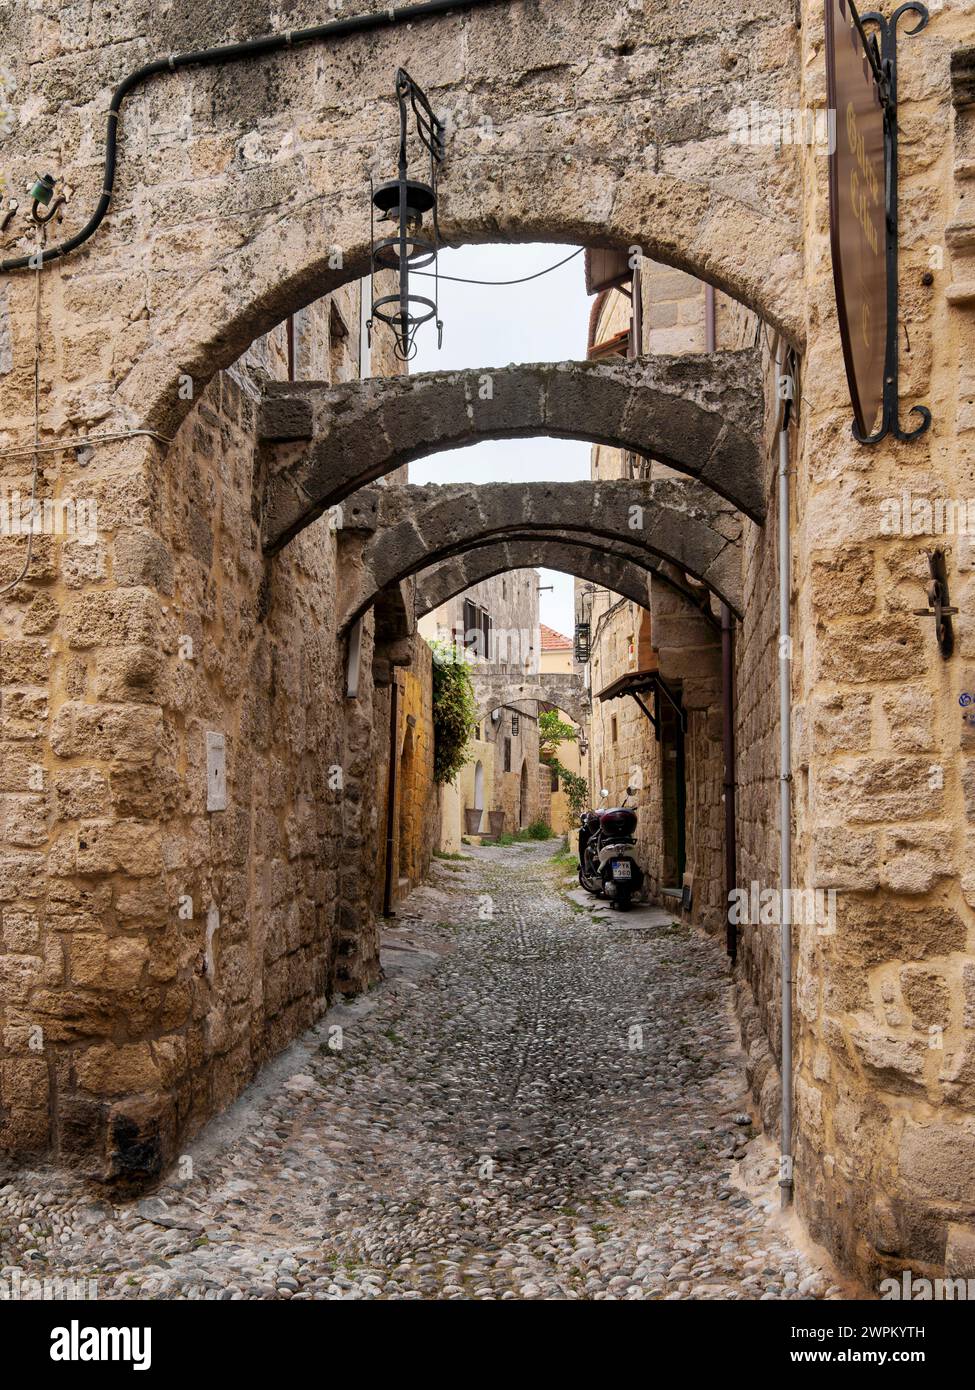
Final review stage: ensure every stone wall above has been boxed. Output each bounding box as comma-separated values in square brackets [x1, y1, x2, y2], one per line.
[0, 284, 402, 1179]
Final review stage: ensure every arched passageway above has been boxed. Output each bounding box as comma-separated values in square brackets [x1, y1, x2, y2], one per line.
[259, 350, 765, 550]
[472, 674, 589, 731]
[414, 540, 716, 625]
[338, 478, 745, 631]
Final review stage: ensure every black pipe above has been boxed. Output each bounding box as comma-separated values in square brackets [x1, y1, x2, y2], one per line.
[721, 601, 737, 961]
[0, 0, 507, 274]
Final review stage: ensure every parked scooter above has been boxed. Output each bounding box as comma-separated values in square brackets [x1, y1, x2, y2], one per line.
[578, 787, 646, 911]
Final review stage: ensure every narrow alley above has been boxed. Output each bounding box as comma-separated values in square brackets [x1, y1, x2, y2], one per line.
[0, 844, 840, 1301]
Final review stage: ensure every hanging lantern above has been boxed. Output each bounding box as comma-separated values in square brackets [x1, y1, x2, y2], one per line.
[368, 69, 445, 362]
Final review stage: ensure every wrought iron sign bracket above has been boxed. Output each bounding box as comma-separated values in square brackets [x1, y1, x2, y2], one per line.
[630, 692, 660, 740]
[854, 2, 931, 444]
[912, 548, 958, 659]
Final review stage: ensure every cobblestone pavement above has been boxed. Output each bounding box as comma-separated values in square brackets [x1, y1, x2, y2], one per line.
[0, 842, 845, 1300]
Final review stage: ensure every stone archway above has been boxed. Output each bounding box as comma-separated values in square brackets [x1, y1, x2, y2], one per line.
[259, 349, 765, 550]
[472, 673, 589, 730]
[337, 478, 745, 629]
[0, 0, 804, 445]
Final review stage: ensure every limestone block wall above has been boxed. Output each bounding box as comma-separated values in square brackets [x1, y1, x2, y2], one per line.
[0, 284, 401, 1179]
[778, 3, 975, 1285]
[650, 575, 727, 937]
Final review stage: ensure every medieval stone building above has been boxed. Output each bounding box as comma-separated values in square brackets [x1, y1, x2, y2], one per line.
[417, 566, 545, 844]
[0, 0, 973, 1293]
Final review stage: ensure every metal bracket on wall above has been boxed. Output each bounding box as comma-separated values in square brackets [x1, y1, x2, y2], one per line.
[855, 2, 932, 444]
[912, 548, 958, 659]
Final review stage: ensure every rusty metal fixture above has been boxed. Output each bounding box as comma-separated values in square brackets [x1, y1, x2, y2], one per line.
[368, 69, 445, 361]
[913, 547, 958, 659]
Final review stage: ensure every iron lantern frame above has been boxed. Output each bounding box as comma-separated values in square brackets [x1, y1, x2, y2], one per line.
[368, 68, 446, 362]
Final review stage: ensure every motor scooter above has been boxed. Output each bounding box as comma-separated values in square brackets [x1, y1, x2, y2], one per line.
[578, 786, 645, 910]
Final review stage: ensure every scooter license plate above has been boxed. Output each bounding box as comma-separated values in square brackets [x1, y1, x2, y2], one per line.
[612, 860, 632, 880]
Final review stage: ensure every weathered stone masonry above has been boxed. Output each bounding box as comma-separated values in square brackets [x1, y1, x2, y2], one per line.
[0, 0, 973, 1290]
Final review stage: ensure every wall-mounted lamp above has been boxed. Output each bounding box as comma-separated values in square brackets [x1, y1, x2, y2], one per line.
[367, 69, 445, 362]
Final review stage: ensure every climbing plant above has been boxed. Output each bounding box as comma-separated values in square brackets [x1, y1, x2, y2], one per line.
[538, 708, 579, 761]
[429, 640, 477, 785]
[549, 760, 590, 821]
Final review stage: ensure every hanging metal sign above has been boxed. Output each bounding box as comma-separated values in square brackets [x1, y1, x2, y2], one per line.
[824, 0, 931, 443]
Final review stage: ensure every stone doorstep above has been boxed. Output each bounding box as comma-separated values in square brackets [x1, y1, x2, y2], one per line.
[564, 884, 676, 930]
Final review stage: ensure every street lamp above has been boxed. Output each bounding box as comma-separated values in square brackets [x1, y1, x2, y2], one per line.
[368, 69, 445, 362]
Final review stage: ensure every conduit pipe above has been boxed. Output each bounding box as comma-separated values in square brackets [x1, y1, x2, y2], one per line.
[706, 285, 738, 966]
[0, 0, 509, 274]
[775, 336, 795, 1210]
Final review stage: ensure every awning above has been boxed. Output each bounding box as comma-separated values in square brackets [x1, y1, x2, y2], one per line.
[596, 668, 686, 738]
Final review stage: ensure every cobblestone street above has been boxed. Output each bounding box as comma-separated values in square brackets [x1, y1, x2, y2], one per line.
[0, 843, 842, 1301]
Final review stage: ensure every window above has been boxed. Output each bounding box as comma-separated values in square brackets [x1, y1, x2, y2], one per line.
[612, 716, 618, 744]
[550, 765, 560, 792]
[511, 714, 520, 736]
[463, 599, 478, 652]
[462, 600, 492, 659]
[504, 738, 512, 773]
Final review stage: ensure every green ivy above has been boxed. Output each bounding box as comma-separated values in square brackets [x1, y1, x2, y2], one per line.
[428, 640, 477, 785]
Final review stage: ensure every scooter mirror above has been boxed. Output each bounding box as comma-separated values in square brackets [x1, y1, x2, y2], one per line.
[600, 788, 609, 798]
[626, 785, 636, 797]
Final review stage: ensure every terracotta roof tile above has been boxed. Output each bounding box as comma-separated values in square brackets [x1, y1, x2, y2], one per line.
[540, 623, 572, 650]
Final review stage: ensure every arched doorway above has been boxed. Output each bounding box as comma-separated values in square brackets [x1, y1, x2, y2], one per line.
[473, 760, 484, 813]
[519, 760, 530, 830]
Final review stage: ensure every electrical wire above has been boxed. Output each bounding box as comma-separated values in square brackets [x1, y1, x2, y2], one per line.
[413, 247, 583, 285]
[0, 429, 172, 463]
[0, 0, 507, 275]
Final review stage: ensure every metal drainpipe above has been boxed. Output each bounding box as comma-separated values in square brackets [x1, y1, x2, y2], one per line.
[775, 337, 795, 1210]
[706, 285, 738, 965]
[721, 604, 737, 961]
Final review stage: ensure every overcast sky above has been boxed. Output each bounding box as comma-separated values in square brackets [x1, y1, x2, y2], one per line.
[409, 243, 592, 637]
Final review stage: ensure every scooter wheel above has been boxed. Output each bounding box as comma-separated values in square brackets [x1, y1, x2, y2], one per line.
[616, 896, 631, 912]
